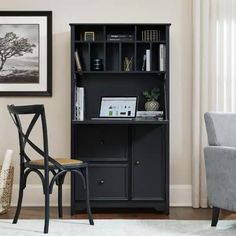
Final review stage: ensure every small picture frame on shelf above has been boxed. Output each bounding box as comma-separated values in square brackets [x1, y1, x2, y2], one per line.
[84, 32, 95, 41]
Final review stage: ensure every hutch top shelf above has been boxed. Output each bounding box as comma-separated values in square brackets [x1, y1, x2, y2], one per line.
[71, 23, 170, 73]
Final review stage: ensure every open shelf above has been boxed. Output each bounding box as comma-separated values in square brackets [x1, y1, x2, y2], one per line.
[72, 119, 169, 125]
[75, 70, 166, 75]
[73, 24, 168, 73]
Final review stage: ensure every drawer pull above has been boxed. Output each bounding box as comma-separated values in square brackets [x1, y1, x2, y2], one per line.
[135, 160, 140, 165]
[99, 180, 104, 185]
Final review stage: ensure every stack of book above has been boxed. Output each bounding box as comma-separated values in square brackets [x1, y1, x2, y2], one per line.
[107, 34, 134, 41]
[75, 87, 84, 121]
[141, 30, 161, 41]
[136, 111, 163, 120]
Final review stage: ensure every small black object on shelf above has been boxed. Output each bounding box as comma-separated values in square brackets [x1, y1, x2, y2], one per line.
[91, 58, 103, 71]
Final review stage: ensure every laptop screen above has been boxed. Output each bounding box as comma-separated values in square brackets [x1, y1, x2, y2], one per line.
[99, 97, 137, 118]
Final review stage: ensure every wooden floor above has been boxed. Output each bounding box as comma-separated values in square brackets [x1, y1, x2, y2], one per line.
[1, 207, 236, 220]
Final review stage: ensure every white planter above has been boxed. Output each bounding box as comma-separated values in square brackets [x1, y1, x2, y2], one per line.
[145, 100, 160, 111]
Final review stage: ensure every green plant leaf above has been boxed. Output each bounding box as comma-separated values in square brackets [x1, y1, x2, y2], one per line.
[143, 87, 160, 101]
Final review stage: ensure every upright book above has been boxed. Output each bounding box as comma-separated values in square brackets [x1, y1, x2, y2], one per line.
[74, 50, 82, 71]
[146, 49, 151, 71]
[159, 44, 166, 71]
[75, 87, 84, 121]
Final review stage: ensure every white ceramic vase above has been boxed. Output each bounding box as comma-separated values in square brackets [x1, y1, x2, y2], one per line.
[145, 99, 160, 111]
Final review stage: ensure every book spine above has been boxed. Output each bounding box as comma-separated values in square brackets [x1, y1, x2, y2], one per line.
[76, 87, 79, 120]
[74, 86, 77, 120]
[146, 30, 149, 41]
[74, 50, 82, 71]
[107, 38, 133, 41]
[146, 49, 151, 71]
[151, 30, 154, 41]
[79, 87, 84, 121]
[141, 54, 146, 71]
[76, 87, 85, 121]
[150, 30, 153, 41]
[159, 44, 166, 71]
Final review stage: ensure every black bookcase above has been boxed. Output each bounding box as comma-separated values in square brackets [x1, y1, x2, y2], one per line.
[70, 24, 170, 213]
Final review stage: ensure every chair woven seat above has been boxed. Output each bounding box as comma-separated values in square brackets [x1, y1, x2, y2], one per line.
[28, 158, 83, 168]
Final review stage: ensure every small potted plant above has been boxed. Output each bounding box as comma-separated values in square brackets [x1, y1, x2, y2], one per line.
[143, 87, 160, 111]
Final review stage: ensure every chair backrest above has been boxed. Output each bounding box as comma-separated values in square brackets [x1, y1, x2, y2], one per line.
[7, 104, 63, 170]
[204, 112, 236, 147]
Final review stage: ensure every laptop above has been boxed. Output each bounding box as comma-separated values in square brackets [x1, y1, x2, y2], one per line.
[92, 96, 138, 120]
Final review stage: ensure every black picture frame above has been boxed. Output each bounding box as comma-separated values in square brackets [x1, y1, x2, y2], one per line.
[0, 11, 52, 96]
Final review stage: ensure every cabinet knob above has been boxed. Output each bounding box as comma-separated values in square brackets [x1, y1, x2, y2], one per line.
[99, 180, 104, 184]
[135, 160, 140, 165]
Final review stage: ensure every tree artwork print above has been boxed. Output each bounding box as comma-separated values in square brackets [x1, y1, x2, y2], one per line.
[0, 24, 39, 83]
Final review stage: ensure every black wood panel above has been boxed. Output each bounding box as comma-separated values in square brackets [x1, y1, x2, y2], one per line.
[74, 125, 128, 161]
[79, 74, 164, 119]
[74, 164, 128, 200]
[132, 125, 165, 200]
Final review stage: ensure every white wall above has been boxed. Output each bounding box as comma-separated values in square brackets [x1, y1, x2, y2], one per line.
[0, 0, 193, 206]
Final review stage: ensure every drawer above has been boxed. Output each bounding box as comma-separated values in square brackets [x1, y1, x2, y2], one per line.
[74, 125, 128, 161]
[74, 164, 128, 200]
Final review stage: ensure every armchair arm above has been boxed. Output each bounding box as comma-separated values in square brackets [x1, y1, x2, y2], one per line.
[204, 146, 236, 211]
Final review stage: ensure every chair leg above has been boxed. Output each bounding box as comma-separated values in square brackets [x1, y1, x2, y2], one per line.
[211, 207, 220, 227]
[44, 172, 50, 234]
[84, 167, 94, 225]
[58, 176, 63, 218]
[13, 180, 24, 224]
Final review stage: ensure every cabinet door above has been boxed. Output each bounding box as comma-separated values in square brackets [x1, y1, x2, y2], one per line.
[132, 125, 165, 200]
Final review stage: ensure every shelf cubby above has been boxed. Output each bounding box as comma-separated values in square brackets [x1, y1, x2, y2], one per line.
[151, 43, 159, 71]
[121, 43, 135, 71]
[75, 43, 89, 71]
[75, 24, 104, 41]
[106, 43, 120, 71]
[106, 25, 135, 41]
[90, 43, 105, 71]
[136, 25, 166, 41]
[136, 43, 151, 71]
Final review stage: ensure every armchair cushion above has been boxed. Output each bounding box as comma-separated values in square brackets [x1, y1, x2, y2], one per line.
[204, 146, 236, 211]
[205, 112, 236, 147]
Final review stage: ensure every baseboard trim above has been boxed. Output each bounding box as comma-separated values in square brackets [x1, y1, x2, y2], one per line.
[11, 184, 192, 207]
[170, 185, 192, 207]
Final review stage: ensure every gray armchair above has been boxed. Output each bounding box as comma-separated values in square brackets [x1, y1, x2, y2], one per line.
[204, 112, 236, 227]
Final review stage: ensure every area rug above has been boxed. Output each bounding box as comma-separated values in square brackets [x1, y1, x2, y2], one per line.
[0, 219, 236, 236]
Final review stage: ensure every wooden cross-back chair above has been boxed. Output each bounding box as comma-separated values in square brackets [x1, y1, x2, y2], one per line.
[7, 104, 94, 234]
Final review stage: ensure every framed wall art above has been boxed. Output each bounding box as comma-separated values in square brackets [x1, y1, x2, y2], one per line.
[0, 11, 52, 96]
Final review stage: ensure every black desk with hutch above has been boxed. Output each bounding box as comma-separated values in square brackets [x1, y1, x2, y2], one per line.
[70, 23, 170, 214]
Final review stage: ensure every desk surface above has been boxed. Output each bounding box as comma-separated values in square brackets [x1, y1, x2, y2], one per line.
[72, 119, 169, 125]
